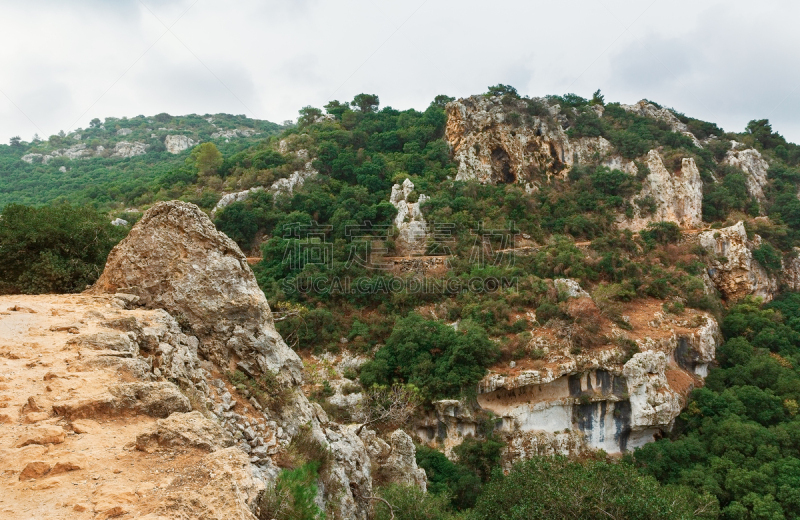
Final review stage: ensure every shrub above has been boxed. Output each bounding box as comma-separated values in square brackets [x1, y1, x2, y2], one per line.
[0, 203, 126, 294]
[640, 221, 681, 245]
[359, 313, 498, 400]
[471, 456, 718, 520]
[752, 242, 782, 272]
[255, 462, 325, 520]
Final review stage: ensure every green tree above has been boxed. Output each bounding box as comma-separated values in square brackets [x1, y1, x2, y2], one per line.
[472, 456, 718, 520]
[351, 93, 380, 113]
[9, 136, 21, 147]
[190, 142, 223, 177]
[359, 313, 498, 400]
[0, 203, 126, 294]
[487, 84, 518, 98]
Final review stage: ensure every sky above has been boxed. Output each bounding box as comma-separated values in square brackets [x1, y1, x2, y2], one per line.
[1, 0, 799, 144]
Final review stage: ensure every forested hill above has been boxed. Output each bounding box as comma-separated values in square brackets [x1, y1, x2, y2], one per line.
[0, 112, 283, 208]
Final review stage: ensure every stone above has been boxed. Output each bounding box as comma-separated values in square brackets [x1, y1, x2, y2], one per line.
[722, 148, 769, 205]
[135, 411, 234, 452]
[390, 179, 429, 252]
[19, 461, 51, 480]
[88, 201, 303, 383]
[164, 134, 196, 154]
[50, 461, 82, 475]
[15, 425, 66, 447]
[382, 430, 427, 491]
[110, 218, 129, 227]
[445, 95, 636, 185]
[53, 382, 190, 419]
[69, 332, 138, 356]
[112, 141, 146, 158]
[117, 128, 133, 136]
[620, 100, 702, 147]
[554, 278, 590, 299]
[698, 221, 777, 301]
[622, 150, 703, 231]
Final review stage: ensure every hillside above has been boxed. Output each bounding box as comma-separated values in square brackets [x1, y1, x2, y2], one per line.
[4, 87, 800, 519]
[0, 113, 283, 208]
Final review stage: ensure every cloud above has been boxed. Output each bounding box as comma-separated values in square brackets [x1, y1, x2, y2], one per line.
[1, 0, 799, 144]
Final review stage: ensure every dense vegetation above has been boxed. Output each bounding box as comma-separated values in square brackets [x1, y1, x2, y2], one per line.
[5, 86, 800, 519]
[0, 113, 281, 209]
[0, 204, 125, 294]
[633, 294, 800, 519]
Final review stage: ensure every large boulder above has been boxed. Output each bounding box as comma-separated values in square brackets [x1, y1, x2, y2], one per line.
[89, 201, 302, 382]
[723, 148, 769, 205]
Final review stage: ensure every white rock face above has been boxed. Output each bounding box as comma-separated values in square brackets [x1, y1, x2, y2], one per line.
[117, 128, 133, 136]
[785, 248, 800, 292]
[21, 153, 42, 163]
[722, 148, 769, 205]
[419, 305, 720, 458]
[212, 187, 266, 215]
[554, 278, 590, 299]
[112, 141, 147, 158]
[270, 160, 317, 197]
[110, 218, 129, 226]
[390, 178, 429, 251]
[698, 221, 778, 301]
[165, 134, 196, 154]
[622, 150, 703, 231]
[211, 129, 238, 139]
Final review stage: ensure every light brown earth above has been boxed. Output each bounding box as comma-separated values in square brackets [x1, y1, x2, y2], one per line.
[0, 294, 256, 520]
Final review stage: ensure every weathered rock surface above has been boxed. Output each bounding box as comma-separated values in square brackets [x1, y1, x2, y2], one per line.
[136, 411, 234, 452]
[697, 221, 777, 301]
[390, 178, 429, 252]
[89, 201, 302, 382]
[112, 141, 147, 158]
[723, 148, 769, 205]
[164, 134, 195, 154]
[446, 95, 635, 186]
[620, 100, 702, 147]
[417, 297, 720, 458]
[54, 382, 191, 420]
[622, 150, 703, 231]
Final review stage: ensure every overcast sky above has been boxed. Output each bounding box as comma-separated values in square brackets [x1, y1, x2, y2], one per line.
[1, 0, 799, 144]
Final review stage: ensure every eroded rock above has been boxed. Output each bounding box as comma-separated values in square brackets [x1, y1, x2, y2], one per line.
[89, 201, 302, 383]
[136, 411, 234, 452]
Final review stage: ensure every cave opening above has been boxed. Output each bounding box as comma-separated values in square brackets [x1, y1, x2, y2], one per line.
[491, 147, 515, 183]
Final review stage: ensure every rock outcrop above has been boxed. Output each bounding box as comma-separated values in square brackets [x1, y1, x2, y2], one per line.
[697, 221, 778, 301]
[622, 150, 703, 231]
[85, 200, 413, 519]
[90, 201, 302, 383]
[417, 293, 720, 459]
[722, 148, 769, 205]
[390, 178, 429, 252]
[112, 141, 147, 158]
[620, 100, 702, 147]
[446, 95, 636, 186]
[164, 134, 196, 154]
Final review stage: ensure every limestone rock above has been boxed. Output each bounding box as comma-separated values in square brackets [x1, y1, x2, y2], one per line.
[136, 411, 234, 452]
[19, 461, 51, 480]
[112, 141, 147, 158]
[620, 100, 702, 147]
[164, 134, 196, 154]
[88, 201, 302, 383]
[554, 278, 590, 299]
[117, 128, 133, 136]
[111, 218, 129, 227]
[622, 150, 703, 231]
[15, 425, 66, 447]
[698, 221, 777, 301]
[723, 148, 769, 205]
[149, 447, 262, 520]
[21, 153, 43, 164]
[53, 382, 191, 419]
[383, 430, 427, 491]
[784, 248, 800, 292]
[445, 95, 636, 185]
[390, 178, 428, 252]
[211, 187, 265, 214]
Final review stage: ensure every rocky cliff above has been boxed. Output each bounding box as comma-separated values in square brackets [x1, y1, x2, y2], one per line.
[415, 286, 720, 461]
[0, 201, 427, 520]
